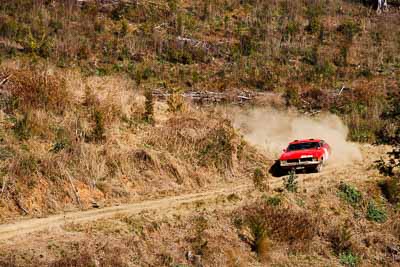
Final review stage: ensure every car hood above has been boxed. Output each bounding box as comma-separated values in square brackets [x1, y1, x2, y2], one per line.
[279, 149, 321, 160]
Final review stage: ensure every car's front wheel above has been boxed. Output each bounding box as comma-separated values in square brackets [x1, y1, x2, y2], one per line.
[314, 161, 323, 173]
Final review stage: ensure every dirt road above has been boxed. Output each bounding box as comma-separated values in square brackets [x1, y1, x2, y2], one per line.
[0, 144, 388, 241]
[0, 184, 253, 241]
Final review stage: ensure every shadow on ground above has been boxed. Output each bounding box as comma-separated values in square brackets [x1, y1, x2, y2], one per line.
[269, 161, 318, 177]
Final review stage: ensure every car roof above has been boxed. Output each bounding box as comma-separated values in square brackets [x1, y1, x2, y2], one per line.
[289, 139, 322, 145]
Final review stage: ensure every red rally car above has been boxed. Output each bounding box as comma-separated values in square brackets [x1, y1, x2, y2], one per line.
[279, 139, 331, 173]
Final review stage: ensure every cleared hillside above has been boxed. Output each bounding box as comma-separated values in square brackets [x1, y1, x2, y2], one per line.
[0, 0, 399, 142]
[0, 0, 399, 266]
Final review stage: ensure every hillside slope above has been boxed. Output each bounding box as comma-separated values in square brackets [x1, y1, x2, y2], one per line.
[0, 145, 398, 266]
[0, 0, 399, 142]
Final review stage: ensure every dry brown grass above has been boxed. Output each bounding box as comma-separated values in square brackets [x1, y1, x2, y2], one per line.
[0, 68, 70, 114]
[237, 201, 319, 255]
[0, 64, 269, 220]
[146, 114, 246, 173]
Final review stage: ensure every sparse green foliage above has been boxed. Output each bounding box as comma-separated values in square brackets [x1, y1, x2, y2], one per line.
[338, 182, 362, 206]
[283, 170, 298, 193]
[366, 201, 387, 223]
[339, 251, 359, 267]
[263, 195, 282, 206]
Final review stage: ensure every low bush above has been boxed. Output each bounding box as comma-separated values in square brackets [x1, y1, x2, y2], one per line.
[283, 170, 298, 193]
[366, 201, 387, 223]
[338, 182, 362, 206]
[198, 121, 238, 172]
[339, 251, 359, 267]
[238, 202, 318, 252]
[264, 196, 281, 206]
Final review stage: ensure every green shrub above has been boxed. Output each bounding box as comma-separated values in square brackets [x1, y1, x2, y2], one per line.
[263, 195, 282, 206]
[0, 146, 14, 161]
[366, 201, 387, 223]
[338, 182, 362, 206]
[284, 20, 300, 41]
[339, 251, 359, 267]
[283, 170, 298, 193]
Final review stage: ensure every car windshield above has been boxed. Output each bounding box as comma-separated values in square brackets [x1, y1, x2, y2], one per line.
[287, 142, 319, 151]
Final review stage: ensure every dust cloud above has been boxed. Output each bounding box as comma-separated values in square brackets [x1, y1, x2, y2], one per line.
[232, 108, 362, 166]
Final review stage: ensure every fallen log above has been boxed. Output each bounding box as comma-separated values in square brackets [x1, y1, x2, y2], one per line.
[152, 90, 254, 104]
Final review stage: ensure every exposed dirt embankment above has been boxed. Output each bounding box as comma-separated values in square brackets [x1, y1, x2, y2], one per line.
[233, 107, 362, 166]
